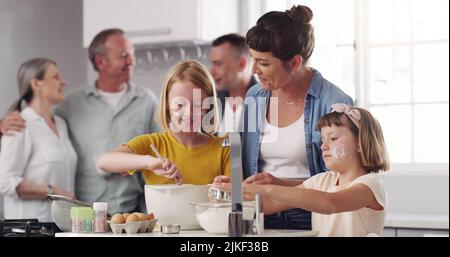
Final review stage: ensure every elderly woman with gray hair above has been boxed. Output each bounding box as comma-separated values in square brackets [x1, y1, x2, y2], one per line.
[0, 58, 77, 222]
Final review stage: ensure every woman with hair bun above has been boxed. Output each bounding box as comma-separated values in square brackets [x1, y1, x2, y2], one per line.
[213, 5, 354, 230]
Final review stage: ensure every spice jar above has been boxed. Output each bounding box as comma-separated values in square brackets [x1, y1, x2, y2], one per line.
[93, 202, 108, 233]
[70, 207, 93, 233]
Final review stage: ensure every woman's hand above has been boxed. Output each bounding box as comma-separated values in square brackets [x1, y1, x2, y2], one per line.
[153, 158, 182, 184]
[53, 186, 75, 199]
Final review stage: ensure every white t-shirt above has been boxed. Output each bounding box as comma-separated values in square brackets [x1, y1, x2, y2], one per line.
[259, 115, 310, 179]
[98, 87, 126, 110]
[0, 107, 77, 222]
[217, 100, 243, 136]
[303, 171, 386, 237]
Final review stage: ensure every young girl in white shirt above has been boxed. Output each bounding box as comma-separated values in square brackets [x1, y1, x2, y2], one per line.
[0, 58, 77, 222]
[221, 103, 390, 236]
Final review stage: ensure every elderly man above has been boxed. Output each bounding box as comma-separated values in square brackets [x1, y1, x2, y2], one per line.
[0, 28, 159, 214]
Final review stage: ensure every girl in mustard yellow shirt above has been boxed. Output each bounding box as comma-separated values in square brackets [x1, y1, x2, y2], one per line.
[98, 60, 229, 185]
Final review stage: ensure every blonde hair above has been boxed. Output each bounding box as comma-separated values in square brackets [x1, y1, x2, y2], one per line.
[317, 107, 390, 173]
[156, 60, 219, 135]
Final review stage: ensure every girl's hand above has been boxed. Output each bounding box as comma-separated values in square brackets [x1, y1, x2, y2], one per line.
[163, 161, 183, 185]
[213, 181, 231, 193]
[153, 158, 183, 185]
[244, 172, 283, 185]
[243, 183, 269, 201]
[213, 181, 271, 201]
[213, 175, 230, 185]
[152, 158, 170, 176]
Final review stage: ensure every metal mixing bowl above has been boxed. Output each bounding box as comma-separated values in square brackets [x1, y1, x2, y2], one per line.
[47, 194, 91, 232]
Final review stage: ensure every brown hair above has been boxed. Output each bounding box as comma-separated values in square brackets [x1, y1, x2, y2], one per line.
[317, 107, 390, 173]
[246, 5, 315, 63]
[212, 33, 248, 59]
[9, 58, 56, 112]
[157, 60, 219, 135]
[88, 28, 124, 71]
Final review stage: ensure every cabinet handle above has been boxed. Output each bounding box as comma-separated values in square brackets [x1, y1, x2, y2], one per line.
[126, 28, 171, 37]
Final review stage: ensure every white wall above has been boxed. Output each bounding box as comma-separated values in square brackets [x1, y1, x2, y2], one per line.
[0, 0, 87, 116]
[0, 0, 87, 218]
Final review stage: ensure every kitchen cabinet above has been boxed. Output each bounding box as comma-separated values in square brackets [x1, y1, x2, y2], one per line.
[381, 228, 396, 237]
[397, 228, 449, 237]
[383, 214, 449, 237]
[382, 227, 449, 237]
[83, 0, 239, 47]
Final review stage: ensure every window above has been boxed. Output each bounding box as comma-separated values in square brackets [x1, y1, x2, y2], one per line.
[263, 0, 356, 99]
[364, 0, 449, 168]
[247, 0, 449, 172]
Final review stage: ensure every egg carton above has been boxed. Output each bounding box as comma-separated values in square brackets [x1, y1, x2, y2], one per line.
[108, 219, 158, 234]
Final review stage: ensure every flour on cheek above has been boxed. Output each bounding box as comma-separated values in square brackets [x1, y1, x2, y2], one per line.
[330, 144, 352, 160]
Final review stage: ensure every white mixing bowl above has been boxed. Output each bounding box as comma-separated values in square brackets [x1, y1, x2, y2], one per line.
[144, 184, 209, 230]
[191, 202, 255, 234]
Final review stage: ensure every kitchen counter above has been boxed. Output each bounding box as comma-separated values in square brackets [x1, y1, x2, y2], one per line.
[56, 229, 319, 237]
[385, 214, 449, 230]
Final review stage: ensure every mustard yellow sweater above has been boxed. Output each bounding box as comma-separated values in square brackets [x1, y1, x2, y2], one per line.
[125, 132, 230, 185]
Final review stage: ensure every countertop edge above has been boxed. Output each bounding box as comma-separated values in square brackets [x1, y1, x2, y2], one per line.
[385, 214, 449, 230]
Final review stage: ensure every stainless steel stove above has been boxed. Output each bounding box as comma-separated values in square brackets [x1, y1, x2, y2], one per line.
[0, 218, 61, 237]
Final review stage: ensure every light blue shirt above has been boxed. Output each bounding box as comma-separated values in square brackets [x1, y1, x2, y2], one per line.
[55, 83, 159, 214]
[241, 69, 354, 178]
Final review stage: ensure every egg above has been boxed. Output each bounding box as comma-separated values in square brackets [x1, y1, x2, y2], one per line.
[146, 213, 155, 221]
[111, 213, 125, 224]
[135, 213, 147, 221]
[122, 213, 130, 219]
[126, 213, 139, 223]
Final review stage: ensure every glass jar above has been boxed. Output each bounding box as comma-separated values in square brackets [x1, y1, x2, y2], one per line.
[70, 207, 93, 233]
[92, 202, 108, 233]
